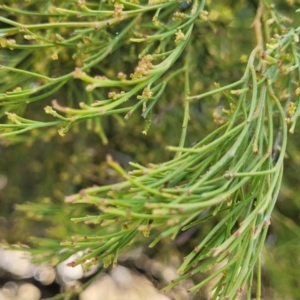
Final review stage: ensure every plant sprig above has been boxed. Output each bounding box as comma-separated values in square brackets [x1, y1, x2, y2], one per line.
[1, 0, 300, 299]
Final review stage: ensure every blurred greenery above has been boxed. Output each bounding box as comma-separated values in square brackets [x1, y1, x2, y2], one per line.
[1, 0, 300, 299]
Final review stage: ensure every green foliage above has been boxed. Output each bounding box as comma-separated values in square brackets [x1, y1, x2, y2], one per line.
[1, 0, 300, 299]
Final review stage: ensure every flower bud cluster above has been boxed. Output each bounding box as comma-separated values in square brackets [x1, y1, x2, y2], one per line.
[117, 72, 127, 80]
[172, 12, 188, 22]
[285, 101, 297, 123]
[130, 55, 154, 80]
[108, 91, 125, 100]
[139, 87, 153, 100]
[113, 3, 124, 20]
[152, 15, 163, 28]
[199, 10, 209, 21]
[175, 30, 185, 45]
[212, 107, 226, 125]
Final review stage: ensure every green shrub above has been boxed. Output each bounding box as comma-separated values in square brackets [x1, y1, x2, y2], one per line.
[1, 1, 300, 299]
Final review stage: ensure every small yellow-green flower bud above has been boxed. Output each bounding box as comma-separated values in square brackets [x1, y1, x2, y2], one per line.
[113, 3, 124, 20]
[199, 10, 209, 21]
[175, 30, 185, 45]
